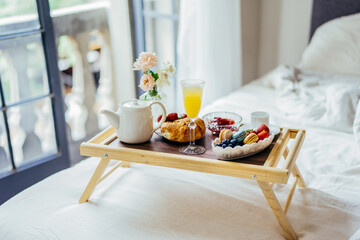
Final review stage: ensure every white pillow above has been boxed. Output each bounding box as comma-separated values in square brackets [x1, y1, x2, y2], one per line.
[300, 13, 360, 76]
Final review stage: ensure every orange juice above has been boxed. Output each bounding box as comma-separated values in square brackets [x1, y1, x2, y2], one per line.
[183, 86, 203, 118]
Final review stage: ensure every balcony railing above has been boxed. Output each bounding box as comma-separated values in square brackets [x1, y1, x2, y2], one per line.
[0, 2, 116, 167]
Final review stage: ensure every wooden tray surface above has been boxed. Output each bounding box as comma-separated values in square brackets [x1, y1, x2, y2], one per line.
[107, 131, 280, 166]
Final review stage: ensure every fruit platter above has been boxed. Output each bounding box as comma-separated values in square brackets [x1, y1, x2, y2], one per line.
[211, 124, 280, 160]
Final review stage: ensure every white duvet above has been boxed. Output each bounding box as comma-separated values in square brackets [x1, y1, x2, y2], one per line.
[262, 65, 360, 144]
[1, 80, 360, 240]
[277, 76, 359, 133]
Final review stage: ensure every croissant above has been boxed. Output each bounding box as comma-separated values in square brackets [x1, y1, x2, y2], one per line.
[160, 118, 206, 142]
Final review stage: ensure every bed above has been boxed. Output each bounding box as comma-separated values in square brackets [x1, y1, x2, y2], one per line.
[1, 1, 360, 240]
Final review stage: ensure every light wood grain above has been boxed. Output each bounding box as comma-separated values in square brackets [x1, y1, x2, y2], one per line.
[283, 176, 299, 214]
[257, 181, 298, 240]
[264, 128, 290, 168]
[283, 130, 305, 178]
[81, 142, 288, 184]
[88, 127, 116, 144]
[79, 157, 111, 203]
[284, 147, 306, 188]
[280, 128, 302, 139]
[98, 161, 129, 184]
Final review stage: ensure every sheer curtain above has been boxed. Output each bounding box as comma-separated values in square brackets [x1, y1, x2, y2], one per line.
[176, 0, 242, 112]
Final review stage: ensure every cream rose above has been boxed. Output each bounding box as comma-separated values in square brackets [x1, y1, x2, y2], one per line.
[139, 74, 155, 91]
[156, 69, 170, 87]
[133, 52, 158, 72]
[161, 61, 176, 76]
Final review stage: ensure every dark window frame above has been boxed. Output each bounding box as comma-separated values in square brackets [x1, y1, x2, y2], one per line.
[0, 0, 69, 204]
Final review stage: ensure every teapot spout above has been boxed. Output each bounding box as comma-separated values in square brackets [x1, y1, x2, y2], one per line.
[100, 109, 120, 129]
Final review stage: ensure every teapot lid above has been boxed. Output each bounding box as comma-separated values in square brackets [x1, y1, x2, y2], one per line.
[121, 98, 149, 109]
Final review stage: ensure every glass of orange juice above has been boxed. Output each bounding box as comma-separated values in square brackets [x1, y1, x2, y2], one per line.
[179, 79, 206, 155]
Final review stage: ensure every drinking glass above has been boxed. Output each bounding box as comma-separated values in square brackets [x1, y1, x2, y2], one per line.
[179, 79, 206, 155]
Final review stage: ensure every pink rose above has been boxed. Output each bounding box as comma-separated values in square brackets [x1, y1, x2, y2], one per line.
[133, 52, 158, 72]
[139, 74, 156, 91]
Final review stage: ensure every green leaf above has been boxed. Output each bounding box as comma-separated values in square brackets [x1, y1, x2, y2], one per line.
[149, 70, 159, 80]
[148, 88, 158, 97]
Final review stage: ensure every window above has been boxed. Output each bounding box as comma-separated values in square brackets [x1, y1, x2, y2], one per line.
[49, 0, 114, 165]
[131, 0, 180, 111]
[0, 0, 69, 204]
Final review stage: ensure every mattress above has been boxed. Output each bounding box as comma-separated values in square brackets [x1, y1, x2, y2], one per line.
[1, 80, 360, 240]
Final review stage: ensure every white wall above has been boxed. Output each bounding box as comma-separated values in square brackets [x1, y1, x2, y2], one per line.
[257, 0, 313, 76]
[241, 0, 261, 85]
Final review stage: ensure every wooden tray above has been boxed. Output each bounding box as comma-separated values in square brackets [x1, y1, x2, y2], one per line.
[79, 126, 307, 240]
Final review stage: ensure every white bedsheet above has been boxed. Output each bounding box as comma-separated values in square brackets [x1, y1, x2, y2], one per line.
[1, 81, 360, 240]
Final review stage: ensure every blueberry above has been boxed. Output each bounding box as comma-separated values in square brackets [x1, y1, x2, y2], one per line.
[230, 139, 237, 145]
[221, 140, 227, 144]
[224, 139, 230, 144]
[216, 143, 222, 147]
[222, 144, 227, 149]
[228, 144, 234, 148]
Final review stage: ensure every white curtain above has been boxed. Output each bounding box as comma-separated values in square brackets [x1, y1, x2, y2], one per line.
[176, 0, 242, 112]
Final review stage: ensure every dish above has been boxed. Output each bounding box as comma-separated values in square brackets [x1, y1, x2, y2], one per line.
[211, 125, 280, 160]
[202, 112, 242, 135]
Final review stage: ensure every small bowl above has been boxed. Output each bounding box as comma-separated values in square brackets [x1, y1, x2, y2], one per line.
[202, 111, 242, 135]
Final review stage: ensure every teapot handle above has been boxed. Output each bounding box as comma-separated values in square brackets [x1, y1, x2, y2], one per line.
[151, 102, 167, 132]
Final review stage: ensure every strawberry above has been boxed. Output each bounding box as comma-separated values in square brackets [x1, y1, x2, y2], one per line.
[257, 130, 270, 140]
[247, 130, 256, 136]
[256, 124, 270, 134]
[178, 113, 187, 119]
[157, 115, 163, 122]
[166, 112, 178, 122]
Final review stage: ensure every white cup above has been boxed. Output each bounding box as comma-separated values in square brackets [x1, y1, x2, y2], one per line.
[251, 111, 269, 128]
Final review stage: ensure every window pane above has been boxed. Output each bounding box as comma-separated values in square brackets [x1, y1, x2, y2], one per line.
[144, 17, 175, 63]
[0, 0, 40, 36]
[0, 112, 12, 174]
[144, 17, 176, 111]
[144, 0, 178, 15]
[0, 34, 50, 105]
[7, 97, 58, 167]
[49, 0, 108, 11]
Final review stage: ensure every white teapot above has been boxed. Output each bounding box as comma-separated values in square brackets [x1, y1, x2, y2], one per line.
[101, 99, 166, 144]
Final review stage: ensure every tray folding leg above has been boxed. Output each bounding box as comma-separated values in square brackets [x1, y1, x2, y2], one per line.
[284, 147, 306, 188]
[257, 180, 298, 240]
[257, 129, 306, 240]
[79, 158, 130, 204]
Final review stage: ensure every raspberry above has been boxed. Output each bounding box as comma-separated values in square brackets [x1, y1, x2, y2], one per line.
[157, 115, 163, 122]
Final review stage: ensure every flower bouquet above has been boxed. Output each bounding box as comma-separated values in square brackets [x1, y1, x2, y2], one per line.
[133, 52, 176, 101]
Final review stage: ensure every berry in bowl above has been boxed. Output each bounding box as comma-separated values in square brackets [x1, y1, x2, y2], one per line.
[202, 112, 242, 135]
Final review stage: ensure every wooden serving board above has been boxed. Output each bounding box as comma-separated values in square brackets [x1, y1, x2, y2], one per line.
[108, 131, 279, 166]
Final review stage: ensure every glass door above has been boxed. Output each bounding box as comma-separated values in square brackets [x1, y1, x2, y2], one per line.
[0, 0, 69, 204]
